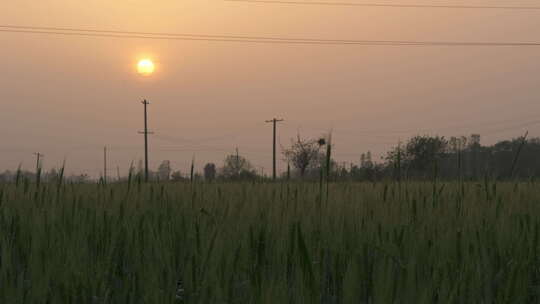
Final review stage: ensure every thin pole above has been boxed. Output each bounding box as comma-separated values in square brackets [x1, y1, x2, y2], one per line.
[143, 101, 149, 182]
[236, 147, 240, 172]
[273, 121, 276, 179]
[34, 152, 43, 174]
[103, 146, 107, 184]
[33, 152, 43, 187]
[265, 118, 284, 180]
[139, 100, 153, 182]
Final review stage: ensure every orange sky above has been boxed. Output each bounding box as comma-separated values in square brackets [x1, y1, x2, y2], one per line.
[2, 0, 540, 177]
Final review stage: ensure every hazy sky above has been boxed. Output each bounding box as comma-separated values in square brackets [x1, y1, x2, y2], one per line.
[2, 0, 540, 177]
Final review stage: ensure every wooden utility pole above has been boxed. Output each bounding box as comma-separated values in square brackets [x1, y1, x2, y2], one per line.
[265, 118, 284, 180]
[103, 146, 107, 184]
[138, 100, 153, 182]
[33, 152, 43, 187]
[33, 152, 43, 174]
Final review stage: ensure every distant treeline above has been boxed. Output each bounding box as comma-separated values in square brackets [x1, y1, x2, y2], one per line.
[282, 133, 539, 182]
[1, 134, 537, 183]
[345, 134, 539, 181]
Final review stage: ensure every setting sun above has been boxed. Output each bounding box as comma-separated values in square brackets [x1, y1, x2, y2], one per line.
[137, 59, 155, 76]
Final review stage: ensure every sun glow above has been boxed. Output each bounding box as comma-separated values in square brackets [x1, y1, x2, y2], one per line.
[137, 59, 155, 76]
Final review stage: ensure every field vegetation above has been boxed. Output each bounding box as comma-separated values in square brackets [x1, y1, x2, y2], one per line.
[1, 178, 540, 303]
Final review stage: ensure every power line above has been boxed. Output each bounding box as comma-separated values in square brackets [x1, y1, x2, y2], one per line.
[2, 26, 540, 46]
[294, 117, 540, 137]
[482, 120, 540, 135]
[224, 0, 540, 10]
[153, 133, 237, 145]
[0, 29, 311, 44]
[1, 25, 359, 42]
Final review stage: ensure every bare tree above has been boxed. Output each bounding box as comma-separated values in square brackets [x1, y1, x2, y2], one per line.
[221, 152, 256, 180]
[282, 134, 324, 177]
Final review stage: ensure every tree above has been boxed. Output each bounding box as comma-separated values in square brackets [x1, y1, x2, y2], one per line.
[386, 135, 448, 178]
[469, 134, 481, 148]
[282, 135, 324, 177]
[406, 135, 448, 174]
[449, 136, 468, 154]
[157, 160, 172, 181]
[221, 152, 256, 180]
[203, 163, 216, 181]
[469, 134, 481, 179]
[361, 151, 373, 169]
[171, 170, 185, 182]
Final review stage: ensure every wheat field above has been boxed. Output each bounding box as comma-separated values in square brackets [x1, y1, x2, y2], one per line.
[0, 180, 539, 303]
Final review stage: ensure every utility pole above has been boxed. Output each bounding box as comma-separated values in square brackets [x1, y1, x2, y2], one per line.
[235, 147, 240, 174]
[265, 118, 284, 180]
[33, 152, 43, 187]
[138, 100, 153, 182]
[103, 146, 107, 184]
[33, 152, 43, 174]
